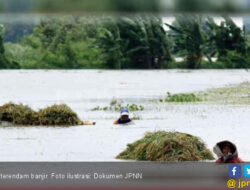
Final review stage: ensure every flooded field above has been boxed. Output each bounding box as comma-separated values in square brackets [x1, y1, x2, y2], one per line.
[0, 70, 249, 161]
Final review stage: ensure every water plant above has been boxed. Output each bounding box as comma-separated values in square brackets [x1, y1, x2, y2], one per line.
[91, 103, 144, 112]
[161, 92, 202, 102]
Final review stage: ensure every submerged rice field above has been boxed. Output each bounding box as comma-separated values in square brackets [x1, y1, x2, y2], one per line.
[0, 69, 249, 161]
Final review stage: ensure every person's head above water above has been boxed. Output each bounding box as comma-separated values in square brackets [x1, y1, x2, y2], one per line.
[213, 140, 243, 163]
[120, 108, 130, 121]
[222, 143, 232, 156]
[113, 108, 132, 125]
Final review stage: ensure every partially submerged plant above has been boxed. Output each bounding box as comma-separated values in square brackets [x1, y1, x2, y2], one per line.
[113, 104, 144, 111]
[162, 92, 202, 102]
[91, 106, 109, 111]
[0, 102, 36, 125]
[127, 104, 144, 112]
[37, 104, 82, 126]
[91, 103, 144, 112]
[116, 131, 214, 161]
[0, 102, 83, 126]
[197, 82, 250, 104]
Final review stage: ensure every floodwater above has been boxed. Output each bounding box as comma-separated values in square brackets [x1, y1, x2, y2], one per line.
[0, 70, 249, 161]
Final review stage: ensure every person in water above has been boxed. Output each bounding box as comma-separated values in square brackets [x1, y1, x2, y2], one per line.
[213, 140, 243, 163]
[113, 108, 132, 125]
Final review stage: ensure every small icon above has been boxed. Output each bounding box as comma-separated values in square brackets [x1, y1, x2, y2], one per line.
[244, 164, 250, 177]
[228, 165, 241, 177]
[227, 179, 236, 188]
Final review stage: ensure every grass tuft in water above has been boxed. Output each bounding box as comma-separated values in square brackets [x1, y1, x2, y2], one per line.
[0, 102, 83, 126]
[116, 131, 214, 161]
[0, 102, 37, 125]
[37, 104, 82, 126]
[160, 92, 202, 102]
[91, 103, 144, 112]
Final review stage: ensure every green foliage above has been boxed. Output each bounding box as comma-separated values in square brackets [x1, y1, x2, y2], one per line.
[22, 35, 41, 49]
[37, 104, 82, 126]
[91, 103, 144, 111]
[218, 50, 250, 68]
[4, 42, 39, 68]
[126, 104, 144, 111]
[166, 15, 207, 69]
[42, 40, 78, 69]
[0, 25, 12, 69]
[199, 60, 226, 69]
[0, 102, 37, 125]
[98, 18, 127, 69]
[71, 40, 104, 68]
[121, 15, 172, 69]
[116, 131, 214, 161]
[34, 18, 59, 49]
[98, 15, 172, 69]
[91, 106, 109, 111]
[2, 15, 250, 69]
[206, 16, 247, 57]
[0, 103, 83, 126]
[161, 92, 202, 102]
[4, 16, 106, 69]
[167, 15, 250, 69]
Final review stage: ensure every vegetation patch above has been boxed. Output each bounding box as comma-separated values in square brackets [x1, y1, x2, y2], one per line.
[91, 103, 144, 112]
[37, 104, 82, 126]
[116, 131, 214, 161]
[198, 82, 250, 104]
[2, 15, 250, 70]
[158, 82, 250, 105]
[0, 102, 37, 125]
[0, 102, 83, 126]
[160, 92, 202, 103]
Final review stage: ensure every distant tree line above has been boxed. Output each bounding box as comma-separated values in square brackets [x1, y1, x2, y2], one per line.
[1, 14, 250, 69]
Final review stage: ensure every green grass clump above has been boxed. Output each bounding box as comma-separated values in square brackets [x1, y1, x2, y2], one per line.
[91, 103, 144, 112]
[37, 104, 82, 126]
[116, 131, 214, 161]
[0, 102, 37, 125]
[0, 102, 83, 126]
[115, 104, 144, 111]
[162, 92, 202, 102]
[91, 106, 109, 111]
